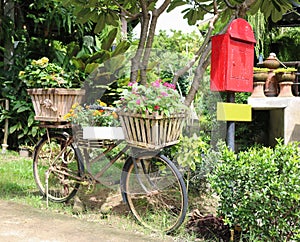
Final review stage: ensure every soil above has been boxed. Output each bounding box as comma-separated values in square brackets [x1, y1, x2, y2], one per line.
[0, 199, 173, 242]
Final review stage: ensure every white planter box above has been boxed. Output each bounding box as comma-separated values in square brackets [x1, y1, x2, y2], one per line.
[82, 127, 125, 140]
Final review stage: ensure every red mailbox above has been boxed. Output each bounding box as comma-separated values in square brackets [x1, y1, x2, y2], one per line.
[210, 18, 256, 92]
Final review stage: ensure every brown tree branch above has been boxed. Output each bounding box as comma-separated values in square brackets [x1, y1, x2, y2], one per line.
[237, 0, 257, 17]
[172, 7, 219, 85]
[112, 0, 141, 19]
[184, 43, 211, 107]
[140, 0, 171, 84]
[130, 7, 150, 82]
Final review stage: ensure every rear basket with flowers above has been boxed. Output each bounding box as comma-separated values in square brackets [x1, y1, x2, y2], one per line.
[117, 80, 188, 150]
[27, 88, 85, 122]
[19, 57, 84, 122]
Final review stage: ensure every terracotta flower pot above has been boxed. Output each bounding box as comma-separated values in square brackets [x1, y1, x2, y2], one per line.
[276, 72, 296, 82]
[253, 72, 269, 82]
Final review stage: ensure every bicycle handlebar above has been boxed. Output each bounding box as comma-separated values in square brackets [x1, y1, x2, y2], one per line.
[88, 104, 116, 112]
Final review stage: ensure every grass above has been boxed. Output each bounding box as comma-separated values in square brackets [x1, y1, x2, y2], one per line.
[0, 150, 199, 241]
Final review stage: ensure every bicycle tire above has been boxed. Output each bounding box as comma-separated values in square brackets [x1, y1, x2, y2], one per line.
[121, 153, 188, 233]
[33, 132, 83, 202]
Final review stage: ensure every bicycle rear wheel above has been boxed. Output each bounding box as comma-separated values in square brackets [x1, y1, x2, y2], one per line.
[33, 132, 83, 202]
[121, 153, 188, 233]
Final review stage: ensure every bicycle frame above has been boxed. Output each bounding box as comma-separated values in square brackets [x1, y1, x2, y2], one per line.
[33, 125, 188, 233]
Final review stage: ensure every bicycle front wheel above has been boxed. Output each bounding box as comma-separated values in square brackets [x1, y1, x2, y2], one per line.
[33, 132, 83, 202]
[121, 153, 188, 233]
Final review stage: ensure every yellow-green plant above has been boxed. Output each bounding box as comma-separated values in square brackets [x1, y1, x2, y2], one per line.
[19, 57, 82, 88]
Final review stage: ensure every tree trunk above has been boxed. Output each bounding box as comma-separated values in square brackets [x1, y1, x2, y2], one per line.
[3, 0, 14, 70]
[130, 0, 171, 85]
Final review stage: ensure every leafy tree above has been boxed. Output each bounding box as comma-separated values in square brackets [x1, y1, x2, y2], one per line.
[63, 0, 295, 104]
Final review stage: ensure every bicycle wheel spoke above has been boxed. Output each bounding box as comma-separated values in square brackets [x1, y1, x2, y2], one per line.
[122, 154, 187, 233]
[33, 133, 82, 202]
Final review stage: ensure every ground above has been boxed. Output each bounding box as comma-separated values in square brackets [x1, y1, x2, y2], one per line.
[0, 199, 174, 242]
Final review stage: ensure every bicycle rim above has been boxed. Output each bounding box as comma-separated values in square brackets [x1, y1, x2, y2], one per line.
[121, 154, 188, 233]
[33, 133, 82, 202]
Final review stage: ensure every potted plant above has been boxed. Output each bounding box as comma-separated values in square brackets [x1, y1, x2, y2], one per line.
[19, 57, 85, 122]
[274, 67, 297, 82]
[64, 100, 124, 140]
[116, 80, 188, 149]
[253, 67, 270, 82]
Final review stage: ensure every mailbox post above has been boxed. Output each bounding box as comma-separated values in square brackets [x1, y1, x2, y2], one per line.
[210, 18, 256, 150]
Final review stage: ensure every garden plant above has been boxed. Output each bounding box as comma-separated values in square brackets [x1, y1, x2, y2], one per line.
[209, 140, 300, 241]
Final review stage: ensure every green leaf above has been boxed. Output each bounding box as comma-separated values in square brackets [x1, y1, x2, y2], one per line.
[94, 13, 106, 34]
[167, 0, 186, 13]
[76, 8, 91, 24]
[111, 41, 130, 57]
[101, 28, 118, 51]
[85, 63, 99, 74]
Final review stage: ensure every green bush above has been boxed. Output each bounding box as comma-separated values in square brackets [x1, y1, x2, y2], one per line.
[171, 135, 220, 195]
[209, 140, 300, 241]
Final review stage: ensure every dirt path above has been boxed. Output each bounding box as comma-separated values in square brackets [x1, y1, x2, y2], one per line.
[0, 200, 173, 242]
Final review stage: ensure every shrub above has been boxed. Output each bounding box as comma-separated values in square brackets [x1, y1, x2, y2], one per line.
[171, 135, 220, 195]
[209, 140, 300, 241]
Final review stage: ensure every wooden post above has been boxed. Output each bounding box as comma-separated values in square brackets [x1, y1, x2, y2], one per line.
[1, 99, 9, 153]
[226, 92, 235, 151]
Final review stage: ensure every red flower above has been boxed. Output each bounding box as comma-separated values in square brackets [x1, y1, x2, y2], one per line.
[154, 105, 160, 110]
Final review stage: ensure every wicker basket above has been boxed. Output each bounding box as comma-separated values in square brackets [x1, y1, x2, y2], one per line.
[27, 88, 85, 122]
[118, 111, 185, 150]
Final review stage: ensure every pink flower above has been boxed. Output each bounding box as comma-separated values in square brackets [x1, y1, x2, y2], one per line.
[132, 87, 138, 93]
[152, 80, 161, 88]
[128, 81, 136, 86]
[163, 82, 176, 90]
[154, 105, 160, 110]
[136, 99, 141, 105]
[161, 91, 168, 97]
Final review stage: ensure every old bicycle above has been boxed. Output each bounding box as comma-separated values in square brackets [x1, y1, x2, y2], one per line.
[32, 115, 188, 233]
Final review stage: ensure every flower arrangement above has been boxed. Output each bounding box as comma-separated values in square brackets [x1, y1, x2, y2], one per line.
[64, 100, 120, 127]
[117, 80, 188, 116]
[19, 57, 82, 88]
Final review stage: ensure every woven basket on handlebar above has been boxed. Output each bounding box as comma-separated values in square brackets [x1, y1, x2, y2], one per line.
[118, 111, 185, 150]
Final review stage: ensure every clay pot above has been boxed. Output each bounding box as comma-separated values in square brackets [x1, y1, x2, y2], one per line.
[253, 72, 269, 82]
[276, 72, 296, 82]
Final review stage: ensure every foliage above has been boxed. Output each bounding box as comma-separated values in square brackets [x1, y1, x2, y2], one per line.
[274, 67, 297, 73]
[175, 134, 209, 171]
[21, 0, 86, 42]
[253, 67, 270, 72]
[172, 134, 218, 194]
[269, 27, 300, 61]
[209, 140, 300, 241]
[248, 10, 266, 58]
[64, 101, 119, 127]
[19, 57, 82, 88]
[248, 0, 295, 22]
[117, 80, 188, 116]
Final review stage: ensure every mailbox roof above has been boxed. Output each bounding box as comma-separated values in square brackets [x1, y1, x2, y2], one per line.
[227, 18, 256, 43]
